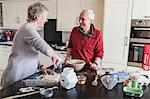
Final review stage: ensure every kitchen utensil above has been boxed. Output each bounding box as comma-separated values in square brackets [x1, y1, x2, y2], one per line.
[23, 79, 58, 87]
[40, 86, 59, 98]
[19, 87, 35, 93]
[91, 75, 99, 86]
[53, 59, 64, 70]
[3, 91, 40, 99]
[66, 59, 86, 71]
[101, 74, 118, 90]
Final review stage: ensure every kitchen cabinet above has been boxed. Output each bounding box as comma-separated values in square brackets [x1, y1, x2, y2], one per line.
[0, 46, 11, 70]
[56, 0, 78, 31]
[0, 45, 66, 70]
[79, 0, 104, 31]
[103, 0, 132, 66]
[2, 0, 56, 29]
[3, 1, 24, 29]
[57, 0, 104, 31]
[132, 0, 150, 19]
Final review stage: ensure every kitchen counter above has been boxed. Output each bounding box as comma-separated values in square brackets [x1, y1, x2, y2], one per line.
[0, 65, 150, 99]
[0, 44, 66, 70]
[100, 65, 150, 79]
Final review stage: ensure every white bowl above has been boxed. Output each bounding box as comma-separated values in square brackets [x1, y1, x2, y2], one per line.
[67, 59, 86, 71]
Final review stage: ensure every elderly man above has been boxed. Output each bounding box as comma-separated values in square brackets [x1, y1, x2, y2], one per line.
[65, 9, 104, 70]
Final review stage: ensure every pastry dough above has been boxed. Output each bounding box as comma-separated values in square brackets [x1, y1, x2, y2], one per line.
[42, 72, 60, 83]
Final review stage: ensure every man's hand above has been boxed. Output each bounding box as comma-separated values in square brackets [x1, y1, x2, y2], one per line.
[89, 62, 97, 70]
[64, 56, 72, 65]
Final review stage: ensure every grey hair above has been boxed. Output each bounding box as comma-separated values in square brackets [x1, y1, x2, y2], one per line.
[27, 2, 48, 21]
[82, 9, 95, 21]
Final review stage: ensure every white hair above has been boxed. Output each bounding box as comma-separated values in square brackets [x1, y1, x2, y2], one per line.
[82, 9, 95, 21]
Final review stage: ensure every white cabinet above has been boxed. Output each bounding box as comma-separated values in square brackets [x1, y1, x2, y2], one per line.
[3, 1, 24, 29]
[79, 0, 104, 30]
[2, 0, 56, 29]
[0, 46, 11, 70]
[132, 0, 150, 19]
[57, 0, 104, 31]
[21, 0, 57, 19]
[44, 0, 56, 19]
[57, 0, 78, 31]
[103, 0, 132, 66]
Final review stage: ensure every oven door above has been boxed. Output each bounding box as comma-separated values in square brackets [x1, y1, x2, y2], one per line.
[128, 43, 144, 67]
[130, 27, 150, 39]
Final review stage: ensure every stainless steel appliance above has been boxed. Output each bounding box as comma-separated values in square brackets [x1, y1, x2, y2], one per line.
[128, 19, 150, 67]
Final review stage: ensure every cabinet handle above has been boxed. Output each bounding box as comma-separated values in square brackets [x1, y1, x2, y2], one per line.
[144, 16, 150, 18]
[124, 36, 128, 46]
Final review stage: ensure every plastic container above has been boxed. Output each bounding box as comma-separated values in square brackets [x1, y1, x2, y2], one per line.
[40, 89, 53, 98]
[123, 80, 143, 97]
[77, 75, 87, 85]
[101, 74, 118, 90]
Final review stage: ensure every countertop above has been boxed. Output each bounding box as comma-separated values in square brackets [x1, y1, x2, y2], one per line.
[0, 65, 150, 99]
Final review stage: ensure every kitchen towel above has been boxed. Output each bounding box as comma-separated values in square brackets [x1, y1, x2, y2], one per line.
[142, 44, 150, 71]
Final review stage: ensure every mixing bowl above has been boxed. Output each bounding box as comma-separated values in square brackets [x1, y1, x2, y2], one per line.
[66, 59, 86, 71]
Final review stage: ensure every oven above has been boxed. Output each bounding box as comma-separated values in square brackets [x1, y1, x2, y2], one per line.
[128, 19, 150, 67]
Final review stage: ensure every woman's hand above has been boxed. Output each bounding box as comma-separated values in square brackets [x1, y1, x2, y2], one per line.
[52, 57, 63, 69]
[39, 66, 54, 75]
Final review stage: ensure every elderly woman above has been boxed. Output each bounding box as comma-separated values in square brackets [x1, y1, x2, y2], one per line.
[65, 9, 104, 70]
[1, 2, 61, 88]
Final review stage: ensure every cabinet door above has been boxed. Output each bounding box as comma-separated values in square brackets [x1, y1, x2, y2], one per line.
[43, 0, 56, 19]
[57, 0, 78, 31]
[103, 0, 132, 66]
[57, 0, 104, 31]
[79, 0, 104, 30]
[132, 0, 150, 19]
[3, 1, 22, 29]
[0, 46, 11, 70]
[3, 0, 56, 29]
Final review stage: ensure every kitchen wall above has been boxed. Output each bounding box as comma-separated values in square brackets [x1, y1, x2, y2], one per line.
[62, 31, 70, 43]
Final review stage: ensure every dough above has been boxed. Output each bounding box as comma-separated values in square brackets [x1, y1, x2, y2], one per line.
[42, 73, 60, 83]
